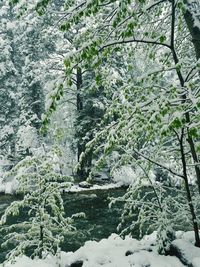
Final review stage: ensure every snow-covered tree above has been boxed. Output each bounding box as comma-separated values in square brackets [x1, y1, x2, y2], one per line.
[0, 152, 84, 263]
[0, 0, 79, 185]
[0, 2, 20, 159]
[8, 0, 200, 250]
[52, 0, 200, 247]
[0, 1, 46, 166]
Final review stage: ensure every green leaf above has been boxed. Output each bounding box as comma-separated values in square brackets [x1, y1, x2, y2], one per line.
[160, 35, 166, 43]
[171, 118, 182, 129]
[64, 58, 71, 68]
[95, 74, 101, 85]
[67, 79, 73, 86]
[189, 128, 198, 138]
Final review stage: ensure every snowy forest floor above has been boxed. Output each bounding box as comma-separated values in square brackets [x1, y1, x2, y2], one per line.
[2, 231, 200, 267]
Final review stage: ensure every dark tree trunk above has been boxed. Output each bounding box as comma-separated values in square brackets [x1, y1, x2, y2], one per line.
[183, 0, 200, 193]
[76, 67, 83, 115]
[76, 67, 91, 179]
[184, 0, 200, 60]
[76, 67, 83, 166]
[179, 130, 200, 247]
[169, 1, 200, 246]
[169, 0, 200, 194]
[75, 67, 93, 179]
[39, 225, 44, 259]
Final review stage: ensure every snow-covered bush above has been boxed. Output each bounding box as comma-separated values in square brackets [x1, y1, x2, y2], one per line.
[112, 166, 137, 186]
[157, 223, 175, 255]
[110, 172, 200, 255]
[112, 165, 156, 186]
[0, 153, 84, 263]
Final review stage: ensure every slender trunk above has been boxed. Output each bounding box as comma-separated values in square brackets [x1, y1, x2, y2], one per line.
[183, 0, 200, 60]
[186, 133, 200, 194]
[170, 0, 200, 193]
[183, 0, 200, 192]
[179, 130, 200, 247]
[76, 66, 83, 163]
[76, 67, 93, 179]
[170, 1, 200, 246]
[76, 67, 88, 179]
[39, 225, 44, 259]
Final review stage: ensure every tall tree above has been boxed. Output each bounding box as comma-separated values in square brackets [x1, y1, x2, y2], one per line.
[53, 0, 200, 246]
[8, 0, 200, 247]
[184, 0, 200, 60]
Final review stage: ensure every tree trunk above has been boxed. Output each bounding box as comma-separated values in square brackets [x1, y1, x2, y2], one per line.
[76, 66, 83, 164]
[76, 67, 88, 179]
[183, 0, 200, 60]
[39, 225, 44, 259]
[170, 0, 200, 194]
[179, 130, 200, 247]
[170, 1, 200, 245]
[183, 0, 200, 193]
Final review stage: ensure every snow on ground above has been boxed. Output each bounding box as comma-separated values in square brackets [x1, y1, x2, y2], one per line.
[0, 177, 18, 194]
[112, 165, 157, 186]
[64, 182, 123, 193]
[3, 256, 57, 267]
[64, 233, 184, 267]
[3, 233, 188, 267]
[0, 178, 123, 195]
[172, 239, 200, 267]
[112, 166, 140, 186]
[0, 181, 123, 195]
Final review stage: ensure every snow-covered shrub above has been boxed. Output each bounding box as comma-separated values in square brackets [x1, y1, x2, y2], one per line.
[0, 154, 84, 263]
[112, 165, 156, 186]
[110, 172, 199, 255]
[112, 166, 138, 186]
[157, 223, 175, 255]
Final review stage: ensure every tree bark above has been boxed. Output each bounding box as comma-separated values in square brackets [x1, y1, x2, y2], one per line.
[39, 225, 44, 259]
[179, 130, 200, 247]
[183, 0, 200, 193]
[170, 1, 200, 245]
[169, 0, 200, 194]
[76, 67, 92, 179]
[76, 66, 83, 164]
[183, 0, 200, 60]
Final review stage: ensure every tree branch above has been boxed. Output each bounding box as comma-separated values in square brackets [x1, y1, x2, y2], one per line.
[132, 149, 185, 179]
[100, 37, 171, 51]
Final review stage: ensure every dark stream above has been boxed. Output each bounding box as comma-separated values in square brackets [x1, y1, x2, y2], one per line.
[0, 187, 126, 263]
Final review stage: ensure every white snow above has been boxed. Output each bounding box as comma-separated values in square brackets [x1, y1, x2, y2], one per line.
[64, 234, 184, 267]
[171, 239, 200, 267]
[16, 125, 39, 152]
[64, 182, 123, 193]
[0, 156, 18, 194]
[0, 178, 123, 195]
[112, 165, 156, 186]
[0, 178, 18, 194]
[3, 252, 71, 267]
[112, 166, 136, 185]
[3, 233, 187, 267]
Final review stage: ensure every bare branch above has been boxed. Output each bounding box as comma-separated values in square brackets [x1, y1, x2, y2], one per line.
[100, 37, 171, 51]
[133, 149, 185, 179]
